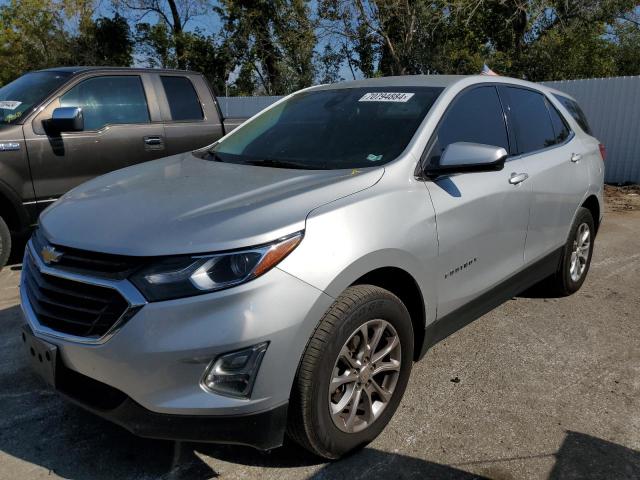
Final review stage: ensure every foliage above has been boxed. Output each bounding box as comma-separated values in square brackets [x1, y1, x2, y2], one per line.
[214, 0, 316, 95]
[0, 0, 133, 84]
[0, 0, 639, 92]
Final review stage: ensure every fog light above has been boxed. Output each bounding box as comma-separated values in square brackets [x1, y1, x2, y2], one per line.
[201, 342, 269, 398]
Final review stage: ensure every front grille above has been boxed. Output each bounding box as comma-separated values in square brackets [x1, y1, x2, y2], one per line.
[31, 229, 144, 279]
[23, 251, 130, 338]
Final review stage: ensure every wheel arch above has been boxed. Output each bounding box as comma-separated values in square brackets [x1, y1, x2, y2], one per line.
[581, 195, 601, 234]
[0, 180, 31, 234]
[351, 266, 427, 361]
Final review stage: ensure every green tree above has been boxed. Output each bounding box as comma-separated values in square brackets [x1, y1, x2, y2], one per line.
[317, 0, 640, 81]
[215, 0, 316, 95]
[0, 0, 70, 83]
[118, 0, 209, 69]
[72, 13, 134, 66]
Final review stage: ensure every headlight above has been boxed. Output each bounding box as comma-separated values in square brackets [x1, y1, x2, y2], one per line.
[130, 232, 303, 301]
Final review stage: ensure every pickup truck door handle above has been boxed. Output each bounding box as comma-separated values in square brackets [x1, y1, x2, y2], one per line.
[509, 172, 529, 185]
[144, 136, 164, 147]
[570, 153, 582, 163]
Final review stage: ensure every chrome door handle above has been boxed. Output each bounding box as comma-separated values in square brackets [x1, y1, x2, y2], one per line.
[144, 136, 163, 146]
[571, 153, 582, 163]
[509, 172, 529, 185]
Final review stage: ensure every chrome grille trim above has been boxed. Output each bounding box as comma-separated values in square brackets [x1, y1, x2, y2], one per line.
[20, 240, 147, 345]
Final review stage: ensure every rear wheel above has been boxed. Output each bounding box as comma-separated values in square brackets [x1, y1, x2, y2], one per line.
[550, 207, 595, 296]
[0, 215, 11, 269]
[287, 285, 414, 459]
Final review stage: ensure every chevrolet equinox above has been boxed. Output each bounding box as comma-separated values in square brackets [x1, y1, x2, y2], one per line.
[20, 75, 604, 459]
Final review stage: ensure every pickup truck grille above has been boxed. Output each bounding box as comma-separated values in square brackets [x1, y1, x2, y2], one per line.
[23, 251, 130, 338]
[31, 229, 143, 279]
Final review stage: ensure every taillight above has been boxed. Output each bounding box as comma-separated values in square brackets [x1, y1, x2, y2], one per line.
[598, 143, 606, 161]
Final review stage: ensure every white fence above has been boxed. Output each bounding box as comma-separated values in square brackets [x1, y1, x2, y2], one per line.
[542, 77, 640, 184]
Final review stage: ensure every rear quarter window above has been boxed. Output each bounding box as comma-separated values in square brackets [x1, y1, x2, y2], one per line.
[553, 94, 593, 135]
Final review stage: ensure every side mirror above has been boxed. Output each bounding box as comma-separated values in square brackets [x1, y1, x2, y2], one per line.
[425, 142, 507, 177]
[48, 107, 84, 132]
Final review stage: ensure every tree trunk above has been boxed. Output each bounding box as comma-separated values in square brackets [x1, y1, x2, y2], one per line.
[166, 0, 185, 69]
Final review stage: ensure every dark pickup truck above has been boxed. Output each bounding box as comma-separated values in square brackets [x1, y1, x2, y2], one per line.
[0, 66, 246, 265]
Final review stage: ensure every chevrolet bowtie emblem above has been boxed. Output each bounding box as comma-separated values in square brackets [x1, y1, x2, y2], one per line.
[41, 245, 63, 264]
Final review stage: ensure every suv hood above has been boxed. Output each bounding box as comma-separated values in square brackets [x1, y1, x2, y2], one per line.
[40, 153, 384, 256]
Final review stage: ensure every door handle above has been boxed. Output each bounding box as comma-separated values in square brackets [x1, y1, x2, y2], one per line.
[144, 136, 163, 146]
[509, 172, 529, 185]
[570, 153, 582, 163]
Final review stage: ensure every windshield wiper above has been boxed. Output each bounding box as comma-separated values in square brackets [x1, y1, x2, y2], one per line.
[243, 158, 324, 170]
[206, 150, 226, 163]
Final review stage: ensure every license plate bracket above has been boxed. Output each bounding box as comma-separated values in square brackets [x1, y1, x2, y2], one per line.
[22, 326, 57, 387]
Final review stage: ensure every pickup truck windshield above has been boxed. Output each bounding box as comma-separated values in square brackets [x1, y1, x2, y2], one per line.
[0, 71, 71, 125]
[211, 87, 443, 169]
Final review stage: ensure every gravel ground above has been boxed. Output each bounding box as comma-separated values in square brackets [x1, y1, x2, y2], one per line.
[0, 194, 638, 480]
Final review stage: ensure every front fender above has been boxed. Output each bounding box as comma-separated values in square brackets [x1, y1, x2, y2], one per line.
[278, 179, 439, 326]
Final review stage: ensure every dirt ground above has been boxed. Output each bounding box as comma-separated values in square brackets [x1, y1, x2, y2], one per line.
[604, 184, 640, 212]
[0, 189, 638, 480]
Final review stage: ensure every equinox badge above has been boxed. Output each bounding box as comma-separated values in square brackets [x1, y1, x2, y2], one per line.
[41, 245, 62, 264]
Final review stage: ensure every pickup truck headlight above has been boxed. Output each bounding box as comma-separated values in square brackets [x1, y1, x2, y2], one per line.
[130, 232, 302, 301]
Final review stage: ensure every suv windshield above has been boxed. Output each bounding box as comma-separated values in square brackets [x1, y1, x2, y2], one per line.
[211, 87, 443, 170]
[0, 71, 71, 125]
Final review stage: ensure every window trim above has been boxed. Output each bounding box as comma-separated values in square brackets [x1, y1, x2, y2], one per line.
[499, 85, 575, 161]
[58, 74, 152, 133]
[416, 84, 512, 178]
[159, 74, 205, 124]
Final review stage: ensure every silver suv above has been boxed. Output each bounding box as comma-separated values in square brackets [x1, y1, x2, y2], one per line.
[20, 75, 604, 459]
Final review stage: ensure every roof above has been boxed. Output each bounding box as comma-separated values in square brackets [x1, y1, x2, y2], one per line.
[313, 75, 468, 91]
[35, 66, 196, 75]
[310, 74, 562, 96]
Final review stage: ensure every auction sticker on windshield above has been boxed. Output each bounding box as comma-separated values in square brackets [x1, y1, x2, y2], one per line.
[359, 92, 414, 102]
[0, 101, 22, 110]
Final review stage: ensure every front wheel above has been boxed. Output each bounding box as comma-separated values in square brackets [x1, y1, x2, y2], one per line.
[287, 285, 414, 459]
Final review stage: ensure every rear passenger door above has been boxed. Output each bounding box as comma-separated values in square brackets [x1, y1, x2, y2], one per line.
[24, 73, 167, 206]
[152, 74, 224, 155]
[499, 86, 589, 263]
[424, 85, 532, 317]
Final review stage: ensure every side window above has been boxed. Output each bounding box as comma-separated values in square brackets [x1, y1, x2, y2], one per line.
[429, 86, 508, 164]
[505, 87, 556, 154]
[553, 94, 593, 135]
[60, 76, 149, 131]
[546, 100, 571, 144]
[161, 76, 204, 121]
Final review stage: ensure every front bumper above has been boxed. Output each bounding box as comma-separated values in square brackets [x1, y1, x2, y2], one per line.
[20, 242, 334, 447]
[51, 353, 288, 450]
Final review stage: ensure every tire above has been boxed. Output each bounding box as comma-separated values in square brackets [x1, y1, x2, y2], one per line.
[287, 285, 414, 459]
[550, 207, 595, 296]
[0, 215, 11, 269]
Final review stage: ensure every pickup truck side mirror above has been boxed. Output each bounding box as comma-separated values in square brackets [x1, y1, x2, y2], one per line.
[424, 142, 508, 177]
[48, 107, 84, 132]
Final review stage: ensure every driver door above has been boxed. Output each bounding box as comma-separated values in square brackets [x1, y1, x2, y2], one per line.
[23, 73, 166, 211]
[424, 86, 532, 317]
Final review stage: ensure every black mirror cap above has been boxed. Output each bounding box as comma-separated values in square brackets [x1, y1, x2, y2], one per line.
[48, 107, 84, 132]
[424, 156, 506, 178]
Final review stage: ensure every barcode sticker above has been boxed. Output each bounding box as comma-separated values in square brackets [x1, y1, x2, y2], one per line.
[359, 92, 414, 103]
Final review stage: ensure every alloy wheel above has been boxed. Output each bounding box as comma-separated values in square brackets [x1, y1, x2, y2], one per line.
[570, 222, 591, 282]
[328, 319, 401, 433]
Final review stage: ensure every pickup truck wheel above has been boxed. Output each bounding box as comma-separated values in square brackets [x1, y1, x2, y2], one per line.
[552, 207, 595, 296]
[287, 285, 413, 459]
[0, 215, 11, 268]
